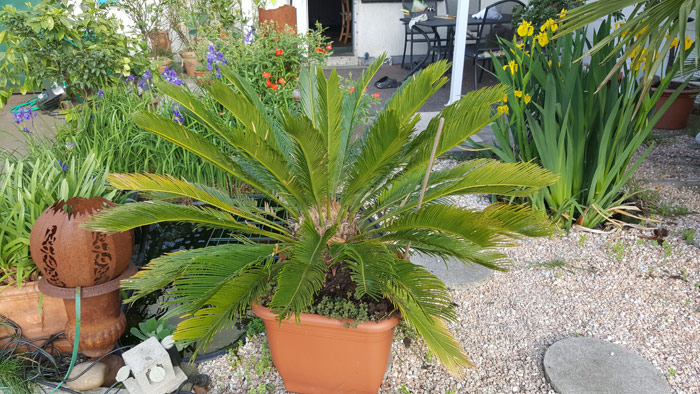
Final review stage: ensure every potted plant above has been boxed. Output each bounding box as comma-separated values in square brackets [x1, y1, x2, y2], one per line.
[86, 58, 557, 392]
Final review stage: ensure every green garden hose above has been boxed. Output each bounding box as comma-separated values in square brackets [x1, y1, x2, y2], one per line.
[9, 97, 39, 113]
[48, 286, 81, 394]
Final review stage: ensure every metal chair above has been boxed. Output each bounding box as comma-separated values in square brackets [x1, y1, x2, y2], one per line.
[401, 0, 439, 69]
[463, 0, 524, 88]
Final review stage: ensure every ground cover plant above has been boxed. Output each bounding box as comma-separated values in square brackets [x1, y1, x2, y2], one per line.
[86, 58, 557, 373]
[0, 0, 149, 106]
[489, 19, 679, 228]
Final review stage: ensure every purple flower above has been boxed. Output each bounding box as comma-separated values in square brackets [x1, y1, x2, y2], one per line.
[97, 89, 104, 98]
[56, 160, 68, 171]
[244, 26, 256, 44]
[207, 45, 227, 78]
[142, 69, 152, 80]
[13, 111, 23, 124]
[22, 127, 32, 136]
[138, 78, 147, 89]
[66, 141, 76, 149]
[162, 67, 183, 86]
[171, 104, 185, 124]
[126, 74, 136, 82]
[13, 107, 37, 124]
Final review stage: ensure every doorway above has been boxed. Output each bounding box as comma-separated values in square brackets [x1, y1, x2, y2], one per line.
[308, 0, 353, 55]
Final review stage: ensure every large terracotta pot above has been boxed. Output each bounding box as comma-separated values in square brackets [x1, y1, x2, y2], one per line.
[0, 281, 71, 353]
[653, 82, 700, 130]
[29, 197, 134, 357]
[30, 197, 133, 288]
[181, 51, 199, 77]
[252, 304, 398, 394]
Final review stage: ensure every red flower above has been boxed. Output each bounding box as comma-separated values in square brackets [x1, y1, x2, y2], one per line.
[266, 79, 272, 87]
[372, 93, 380, 98]
[349, 87, 355, 93]
[326, 45, 333, 51]
[219, 112, 224, 115]
[275, 49, 284, 56]
[262, 72, 271, 79]
[271, 83, 279, 91]
[315, 48, 326, 54]
[278, 78, 286, 85]
[221, 33, 226, 38]
[273, 37, 279, 42]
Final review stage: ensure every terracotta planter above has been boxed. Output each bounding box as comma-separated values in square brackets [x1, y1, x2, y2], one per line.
[29, 197, 134, 357]
[252, 304, 398, 394]
[181, 51, 199, 77]
[0, 281, 71, 352]
[653, 82, 700, 130]
[155, 58, 173, 74]
[148, 30, 170, 52]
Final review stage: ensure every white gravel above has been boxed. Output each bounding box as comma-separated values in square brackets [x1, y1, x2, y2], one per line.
[199, 151, 700, 393]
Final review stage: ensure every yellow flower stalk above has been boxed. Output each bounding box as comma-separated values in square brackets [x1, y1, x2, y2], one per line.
[517, 20, 534, 37]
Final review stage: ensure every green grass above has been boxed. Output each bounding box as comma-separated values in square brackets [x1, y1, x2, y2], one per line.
[681, 229, 696, 244]
[0, 355, 33, 394]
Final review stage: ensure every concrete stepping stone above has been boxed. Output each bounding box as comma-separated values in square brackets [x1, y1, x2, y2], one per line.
[412, 253, 493, 289]
[544, 337, 672, 394]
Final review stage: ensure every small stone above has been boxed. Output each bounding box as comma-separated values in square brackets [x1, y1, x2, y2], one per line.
[66, 361, 107, 391]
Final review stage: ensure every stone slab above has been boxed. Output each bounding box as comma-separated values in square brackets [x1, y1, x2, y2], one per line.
[412, 252, 493, 289]
[543, 337, 672, 394]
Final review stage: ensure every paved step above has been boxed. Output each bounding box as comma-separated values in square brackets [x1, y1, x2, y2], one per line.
[544, 337, 672, 394]
[412, 252, 493, 289]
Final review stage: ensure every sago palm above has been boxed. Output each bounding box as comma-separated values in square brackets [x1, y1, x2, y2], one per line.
[86, 57, 557, 374]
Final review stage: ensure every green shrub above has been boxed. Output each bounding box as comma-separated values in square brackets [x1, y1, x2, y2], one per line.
[488, 20, 679, 228]
[0, 0, 149, 106]
[199, 21, 331, 110]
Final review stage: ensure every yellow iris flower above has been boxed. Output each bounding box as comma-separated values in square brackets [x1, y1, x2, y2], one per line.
[503, 60, 519, 75]
[497, 105, 509, 114]
[685, 35, 694, 50]
[536, 32, 549, 47]
[514, 90, 523, 98]
[541, 19, 558, 33]
[517, 20, 534, 37]
[523, 94, 531, 104]
[670, 37, 679, 49]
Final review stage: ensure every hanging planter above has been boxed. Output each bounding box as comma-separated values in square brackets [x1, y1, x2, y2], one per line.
[29, 197, 134, 357]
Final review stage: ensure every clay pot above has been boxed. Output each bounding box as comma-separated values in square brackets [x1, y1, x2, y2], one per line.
[652, 82, 700, 130]
[181, 51, 199, 77]
[252, 304, 398, 394]
[155, 58, 173, 74]
[0, 281, 71, 352]
[30, 197, 133, 288]
[149, 30, 171, 52]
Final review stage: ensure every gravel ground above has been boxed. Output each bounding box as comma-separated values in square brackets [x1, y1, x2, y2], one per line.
[199, 140, 700, 394]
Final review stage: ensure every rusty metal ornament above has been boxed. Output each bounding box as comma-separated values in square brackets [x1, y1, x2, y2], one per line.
[29, 197, 134, 357]
[30, 197, 133, 287]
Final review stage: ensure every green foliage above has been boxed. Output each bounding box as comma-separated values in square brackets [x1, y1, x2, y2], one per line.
[662, 241, 673, 258]
[681, 228, 695, 244]
[87, 58, 556, 374]
[245, 317, 266, 338]
[114, 0, 166, 56]
[612, 241, 627, 261]
[0, 141, 119, 285]
[56, 84, 236, 190]
[201, 21, 331, 109]
[0, 354, 33, 394]
[513, 0, 582, 29]
[559, 0, 699, 90]
[308, 296, 375, 328]
[130, 317, 176, 341]
[0, 0, 149, 106]
[490, 22, 677, 228]
[577, 234, 586, 248]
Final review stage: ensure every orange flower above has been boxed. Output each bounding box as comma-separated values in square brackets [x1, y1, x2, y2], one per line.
[372, 93, 380, 98]
[271, 83, 279, 91]
[262, 72, 271, 78]
[315, 48, 326, 54]
[266, 79, 272, 87]
[275, 49, 284, 56]
[326, 45, 333, 51]
[221, 33, 226, 38]
[278, 77, 286, 85]
[349, 87, 355, 93]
